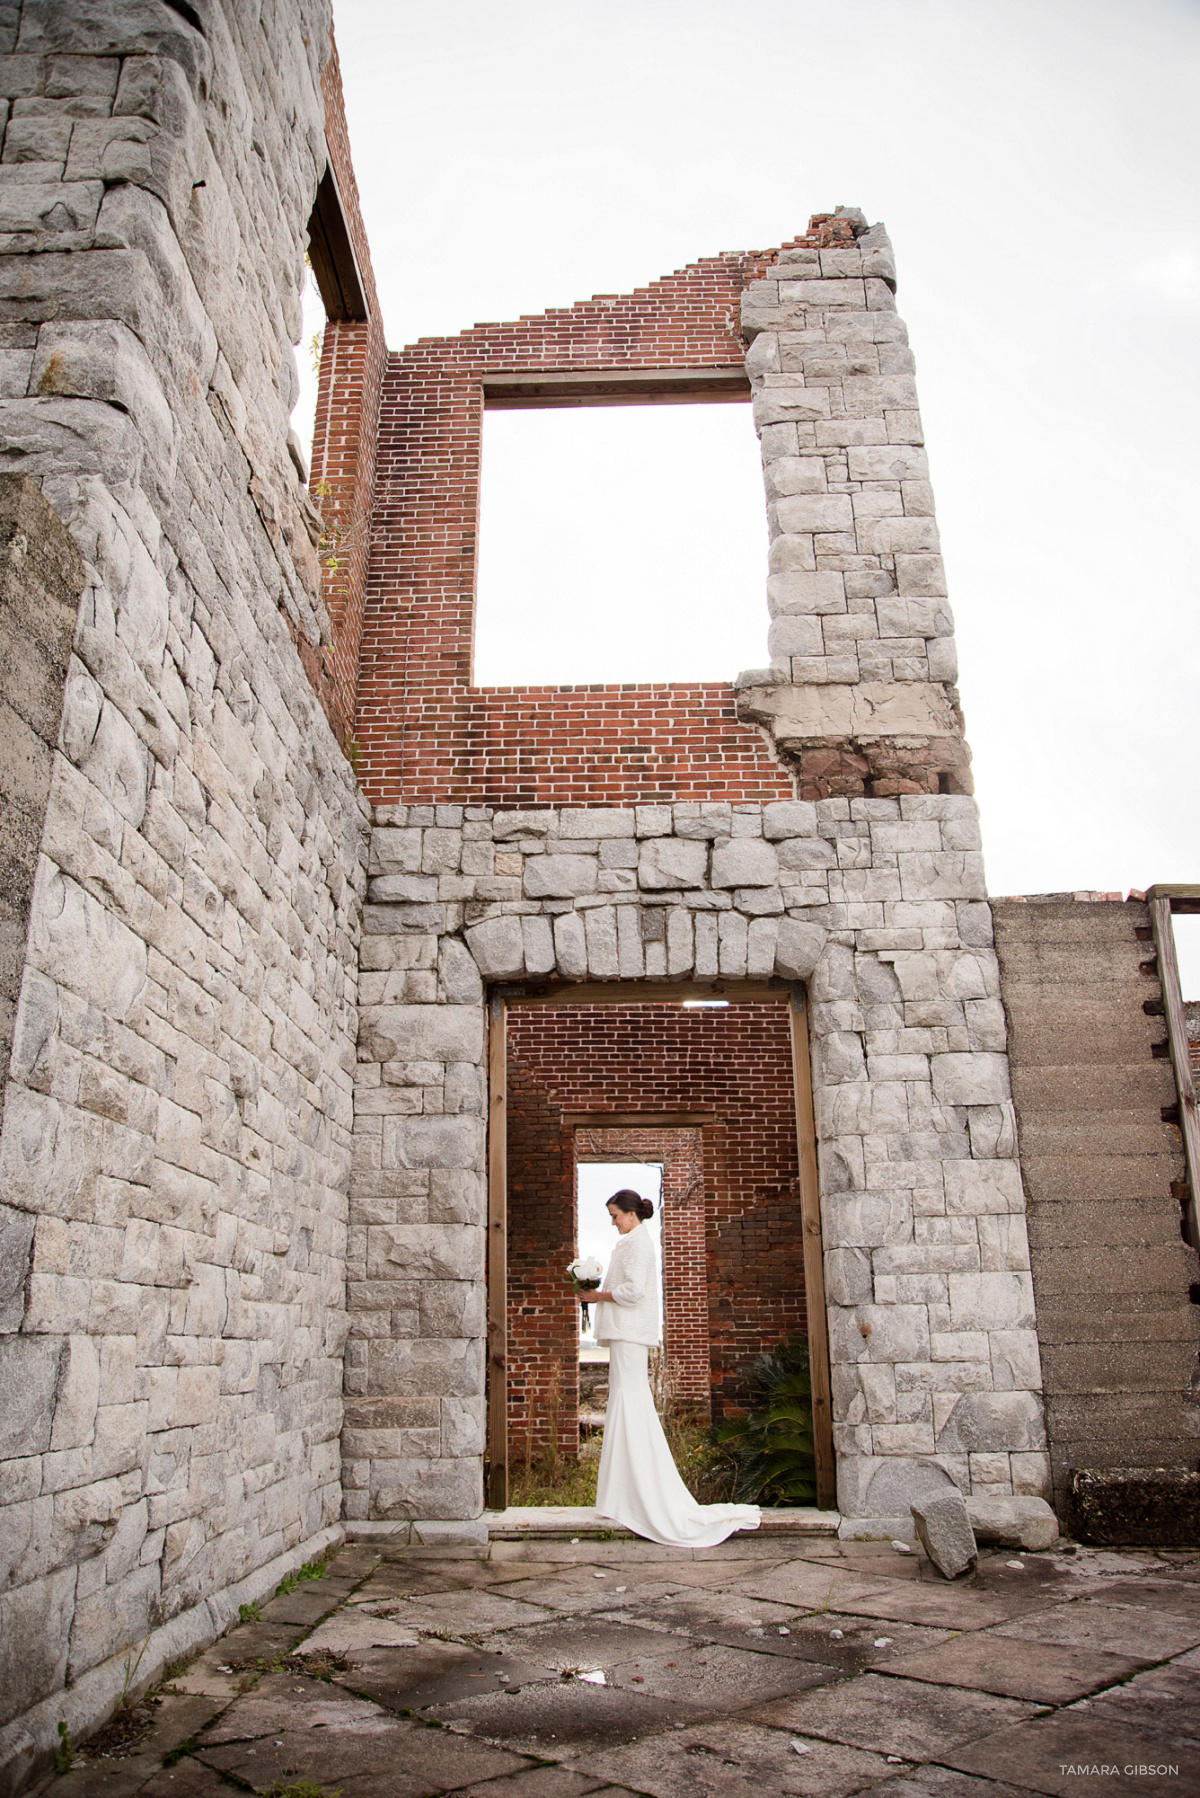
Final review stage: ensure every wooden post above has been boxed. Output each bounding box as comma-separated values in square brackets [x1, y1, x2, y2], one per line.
[486, 992, 508, 1510]
[1149, 895, 1200, 1254]
[789, 989, 837, 1511]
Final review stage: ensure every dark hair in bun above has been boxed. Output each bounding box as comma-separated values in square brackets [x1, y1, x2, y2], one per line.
[608, 1188, 654, 1221]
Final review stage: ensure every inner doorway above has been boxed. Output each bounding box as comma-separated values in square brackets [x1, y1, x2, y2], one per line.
[575, 1161, 663, 1469]
[487, 982, 835, 1510]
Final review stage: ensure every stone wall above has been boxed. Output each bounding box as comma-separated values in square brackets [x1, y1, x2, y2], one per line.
[351, 794, 1048, 1527]
[0, 5, 369, 1784]
[0, 475, 83, 1115]
[993, 897, 1200, 1506]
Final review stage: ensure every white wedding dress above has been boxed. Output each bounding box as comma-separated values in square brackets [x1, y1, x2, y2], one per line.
[593, 1225, 760, 1549]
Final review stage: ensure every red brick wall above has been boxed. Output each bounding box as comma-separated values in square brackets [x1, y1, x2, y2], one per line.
[351, 246, 812, 806]
[506, 1056, 578, 1464]
[505, 1002, 805, 1459]
[577, 1126, 710, 1412]
[309, 32, 387, 740]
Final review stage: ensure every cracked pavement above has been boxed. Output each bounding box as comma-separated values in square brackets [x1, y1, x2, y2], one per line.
[50, 1534, 1200, 1797]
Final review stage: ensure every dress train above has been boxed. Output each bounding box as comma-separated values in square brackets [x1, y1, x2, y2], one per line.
[595, 1340, 760, 1549]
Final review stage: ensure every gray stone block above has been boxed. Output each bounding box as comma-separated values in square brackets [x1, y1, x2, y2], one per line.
[936, 1391, 1047, 1454]
[0, 1564, 75, 1728]
[0, 1335, 62, 1457]
[911, 1490, 977, 1578]
[553, 910, 587, 978]
[710, 837, 778, 889]
[762, 800, 817, 840]
[638, 837, 707, 890]
[0, 1203, 34, 1330]
[966, 1494, 1058, 1550]
[774, 918, 825, 980]
[464, 915, 525, 980]
[523, 853, 597, 898]
[364, 1005, 483, 1066]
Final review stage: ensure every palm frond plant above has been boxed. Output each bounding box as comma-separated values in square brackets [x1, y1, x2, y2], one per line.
[711, 1335, 818, 1505]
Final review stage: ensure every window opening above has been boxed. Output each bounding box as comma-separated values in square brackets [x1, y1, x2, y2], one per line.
[576, 1161, 663, 1365]
[474, 403, 767, 685]
[1172, 911, 1199, 999]
[290, 262, 327, 478]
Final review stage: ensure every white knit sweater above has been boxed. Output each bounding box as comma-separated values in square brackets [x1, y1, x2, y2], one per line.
[594, 1224, 660, 1347]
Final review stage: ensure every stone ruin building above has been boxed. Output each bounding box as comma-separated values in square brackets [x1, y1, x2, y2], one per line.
[0, 1, 1197, 1787]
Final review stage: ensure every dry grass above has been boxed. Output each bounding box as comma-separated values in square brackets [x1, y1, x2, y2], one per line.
[506, 1401, 736, 1509]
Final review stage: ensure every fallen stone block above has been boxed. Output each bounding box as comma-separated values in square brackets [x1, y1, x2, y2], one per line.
[966, 1495, 1058, 1551]
[911, 1491, 977, 1579]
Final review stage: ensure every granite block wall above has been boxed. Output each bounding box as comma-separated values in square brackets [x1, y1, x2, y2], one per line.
[0, 4, 370, 1783]
[351, 793, 1048, 1526]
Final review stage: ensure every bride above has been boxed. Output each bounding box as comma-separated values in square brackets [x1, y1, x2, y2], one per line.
[588, 1188, 760, 1548]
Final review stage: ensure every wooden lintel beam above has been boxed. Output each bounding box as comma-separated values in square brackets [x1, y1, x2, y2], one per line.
[307, 164, 368, 322]
[482, 367, 749, 409]
[499, 980, 789, 1008]
[1146, 884, 1200, 915]
[566, 1112, 714, 1132]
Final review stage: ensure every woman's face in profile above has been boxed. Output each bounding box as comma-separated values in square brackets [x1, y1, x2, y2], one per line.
[607, 1201, 640, 1235]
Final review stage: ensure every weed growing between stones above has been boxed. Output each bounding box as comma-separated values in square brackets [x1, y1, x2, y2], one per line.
[118, 1643, 148, 1710]
[54, 1722, 74, 1774]
[276, 1557, 330, 1598]
[261, 1782, 341, 1798]
[237, 1599, 264, 1624]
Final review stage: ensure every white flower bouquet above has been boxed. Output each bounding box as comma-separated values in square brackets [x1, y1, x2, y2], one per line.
[568, 1254, 604, 1325]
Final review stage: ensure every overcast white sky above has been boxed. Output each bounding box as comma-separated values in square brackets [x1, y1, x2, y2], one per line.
[315, 0, 1200, 987]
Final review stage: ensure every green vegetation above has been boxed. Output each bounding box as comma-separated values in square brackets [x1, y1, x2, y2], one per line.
[506, 1342, 815, 1511]
[712, 1336, 818, 1505]
[118, 1643, 148, 1710]
[508, 1434, 601, 1508]
[275, 1557, 330, 1598]
[54, 1721, 75, 1775]
[261, 1781, 341, 1798]
[237, 1599, 263, 1625]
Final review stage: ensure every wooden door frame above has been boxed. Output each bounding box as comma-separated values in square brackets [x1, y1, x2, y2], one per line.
[483, 979, 837, 1511]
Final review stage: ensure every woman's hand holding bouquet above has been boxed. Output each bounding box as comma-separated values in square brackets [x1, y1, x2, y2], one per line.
[568, 1255, 604, 1326]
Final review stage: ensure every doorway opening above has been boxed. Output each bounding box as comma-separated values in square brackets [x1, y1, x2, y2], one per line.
[488, 983, 835, 1511]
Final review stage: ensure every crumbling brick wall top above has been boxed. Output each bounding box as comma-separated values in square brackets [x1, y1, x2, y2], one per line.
[352, 243, 818, 807]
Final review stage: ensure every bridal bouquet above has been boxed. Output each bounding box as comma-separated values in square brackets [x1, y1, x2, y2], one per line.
[568, 1255, 604, 1326]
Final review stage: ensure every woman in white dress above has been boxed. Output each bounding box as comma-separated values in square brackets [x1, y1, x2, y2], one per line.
[589, 1189, 760, 1549]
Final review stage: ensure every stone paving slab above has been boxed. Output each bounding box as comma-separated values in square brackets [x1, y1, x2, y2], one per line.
[474, 1615, 705, 1676]
[1076, 1662, 1200, 1743]
[606, 1640, 837, 1710]
[427, 1678, 698, 1755]
[879, 1630, 1145, 1704]
[750, 1671, 1040, 1760]
[327, 1637, 560, 1712]
[993, 1598, 1200, 1660]
[559, 1716, 906, 1796]
[49, 1539, 1200, 1798]
[943, 1709, 1200, 1795]
[487, 1572, 685, 1614]
[367, 1588, 560, 1635]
